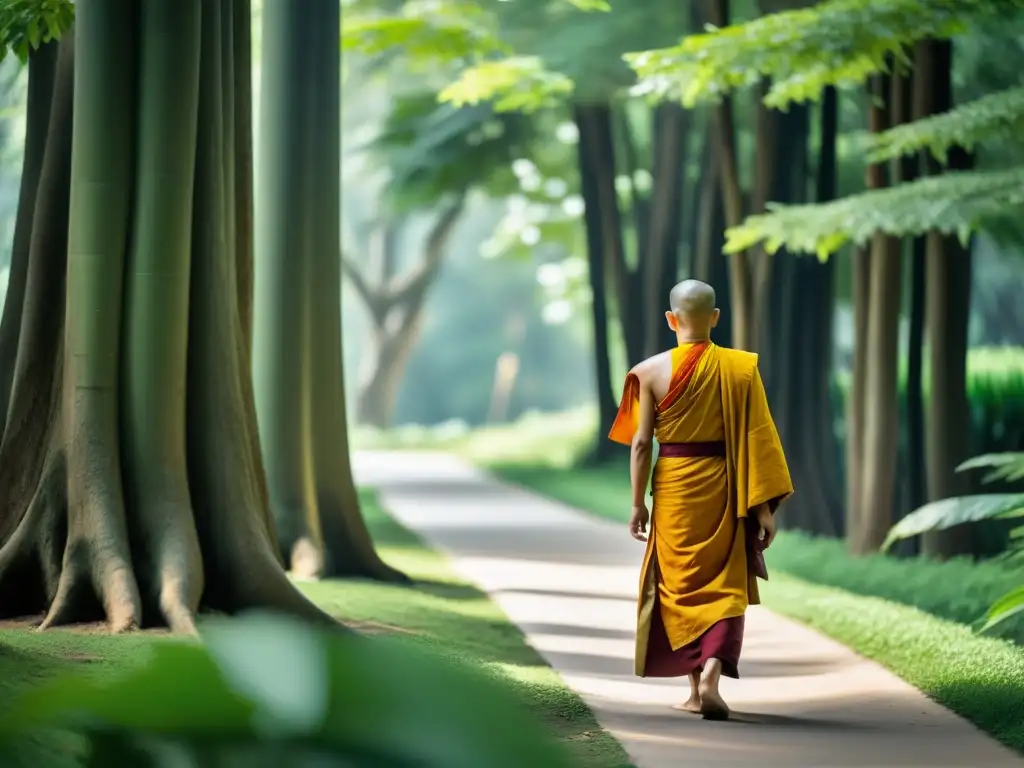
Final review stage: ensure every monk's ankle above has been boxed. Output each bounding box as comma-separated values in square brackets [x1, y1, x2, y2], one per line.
[700, 658, 723, 686]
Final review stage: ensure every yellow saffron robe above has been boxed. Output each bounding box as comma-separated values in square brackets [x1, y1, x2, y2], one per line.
[609, 342, 793, 677]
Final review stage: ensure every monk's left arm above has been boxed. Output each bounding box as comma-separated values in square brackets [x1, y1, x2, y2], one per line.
[630, 377, 656, 506]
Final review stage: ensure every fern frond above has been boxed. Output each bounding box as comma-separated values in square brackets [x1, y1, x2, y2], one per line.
[867, 85, 1024, 162]
[624, 0, 1023, 108]
[724, 166, 1024, 259]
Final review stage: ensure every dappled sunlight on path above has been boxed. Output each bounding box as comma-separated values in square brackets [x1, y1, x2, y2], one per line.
[355, 451, 1023, 768]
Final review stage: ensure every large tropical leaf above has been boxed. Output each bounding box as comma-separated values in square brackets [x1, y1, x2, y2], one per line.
[982, 585, 1024, 632]
[957, 452, 1024, 484]
[881, 494, 1024, 552]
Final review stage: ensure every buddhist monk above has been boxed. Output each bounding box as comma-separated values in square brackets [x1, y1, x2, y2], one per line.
[608, 279, 793, 721]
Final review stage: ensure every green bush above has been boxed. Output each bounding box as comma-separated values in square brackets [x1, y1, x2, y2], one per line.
[831, 346, 1024, 456]
[768, 531, 1024, 645]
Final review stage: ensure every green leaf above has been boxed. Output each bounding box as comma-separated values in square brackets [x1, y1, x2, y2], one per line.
[563, 0, 612, 10]
[724, 166, 1024, 258]
[340, 5, 506, 64]
[881, 494, 1024, 552]
[866, 85, 1024, 162]
[623, 0, 1016, 108]
[957, 452, 1024, 484]
[439, 57, 575, 113]
[1, 613, 574, 767]
[981, 585, 1024, 632]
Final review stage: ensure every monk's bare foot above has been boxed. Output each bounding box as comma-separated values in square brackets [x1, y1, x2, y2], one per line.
[672, 695, 702, 714]
[698, 659, 731, 721]
[671, 671, 702, 713]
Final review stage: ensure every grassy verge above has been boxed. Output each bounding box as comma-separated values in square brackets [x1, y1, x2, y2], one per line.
[490, 462, 1024, 753]
[302, 491, 632, 768]
[0, 490, 631, 768]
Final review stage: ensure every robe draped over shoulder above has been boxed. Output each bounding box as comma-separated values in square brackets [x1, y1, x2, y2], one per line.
[608, 342, 793, 678]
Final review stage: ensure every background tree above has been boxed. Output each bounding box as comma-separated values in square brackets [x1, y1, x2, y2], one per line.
[253, 0, 405, 582]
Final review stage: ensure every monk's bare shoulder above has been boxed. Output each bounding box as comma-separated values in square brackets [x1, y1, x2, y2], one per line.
[630, 351, 673, 379]
[629, 351, 673, 391]
[715, 346, 759, 381]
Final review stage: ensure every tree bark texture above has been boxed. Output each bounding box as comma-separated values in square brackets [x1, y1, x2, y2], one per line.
[848, 72, 903, 555]
[0, 0, 342, 632]
[706, 0, 754, 351]
[915, 39, 975, 560]
[254, 0, 407, 582]
[770, 93, 843, 536]
[690, 122, 733, 348]
[574, 103, 622, 462]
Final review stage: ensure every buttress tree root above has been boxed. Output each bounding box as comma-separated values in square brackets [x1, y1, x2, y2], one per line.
[0, 0, 338, 634]
[252, 0, 408, 584]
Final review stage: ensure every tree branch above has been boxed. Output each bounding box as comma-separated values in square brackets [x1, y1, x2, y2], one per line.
[340, 250, 388, 324]
[389, 192, 466, 307]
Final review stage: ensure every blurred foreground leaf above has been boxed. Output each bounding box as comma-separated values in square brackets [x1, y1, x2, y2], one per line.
[0, 612, 574, 768]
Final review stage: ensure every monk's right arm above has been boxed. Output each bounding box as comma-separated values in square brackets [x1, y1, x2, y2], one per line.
[630, 376, 656, 507]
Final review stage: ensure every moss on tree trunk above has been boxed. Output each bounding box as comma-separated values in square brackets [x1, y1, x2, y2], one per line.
[0, 0, 339, 632]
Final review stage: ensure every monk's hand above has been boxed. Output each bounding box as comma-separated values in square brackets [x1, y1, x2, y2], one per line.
[756, 505, 776, 549]
[629, 505, 649, 542]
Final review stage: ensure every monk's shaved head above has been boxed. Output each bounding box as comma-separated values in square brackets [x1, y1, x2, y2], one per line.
[669, 279, 716, 317]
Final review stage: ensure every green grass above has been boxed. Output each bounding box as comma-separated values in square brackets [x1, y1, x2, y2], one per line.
[301, 492, 632, 768]
[488, 461, 1024, 753]
[0, 491, 631, 768]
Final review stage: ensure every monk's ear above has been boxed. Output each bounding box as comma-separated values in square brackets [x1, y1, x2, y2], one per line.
[710, 308, 721, 328]
[665, 311, 678, 331]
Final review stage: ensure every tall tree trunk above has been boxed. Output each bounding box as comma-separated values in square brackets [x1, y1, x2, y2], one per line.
[0, 0, 338, 632]
[305, 2, 404, 581]
[585, 104, 640, 367]
[254, 0, 407, 581]
[849, 72, 902, 555]
[706, 0, 754, 351]
[574, 104, 621, 461]
[772, 96, 842, 536]
[898, 54, 927, 537]
[642, 104, 689, 357]
[691, 122, 733, 347]
[0, 42, 57, 441]
[253, 0, 320, 574]
[917, 39, 974, 559]
[122, 0, 205, 633]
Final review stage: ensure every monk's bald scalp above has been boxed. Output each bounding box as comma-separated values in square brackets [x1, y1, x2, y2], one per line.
[669, 279, 716, 317]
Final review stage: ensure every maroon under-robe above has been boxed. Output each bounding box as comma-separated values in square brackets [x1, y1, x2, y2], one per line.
[643, 605, 745, 680]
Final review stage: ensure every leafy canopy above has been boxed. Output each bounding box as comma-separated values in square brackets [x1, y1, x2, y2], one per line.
[0, 0, 73, 62]
[371, 89, 539, 205]
[624, 0, 1024, 108]
[724, 166, 1024, 260]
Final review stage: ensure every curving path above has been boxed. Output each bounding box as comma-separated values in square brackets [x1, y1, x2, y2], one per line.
[354, 450, 1023, 768]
